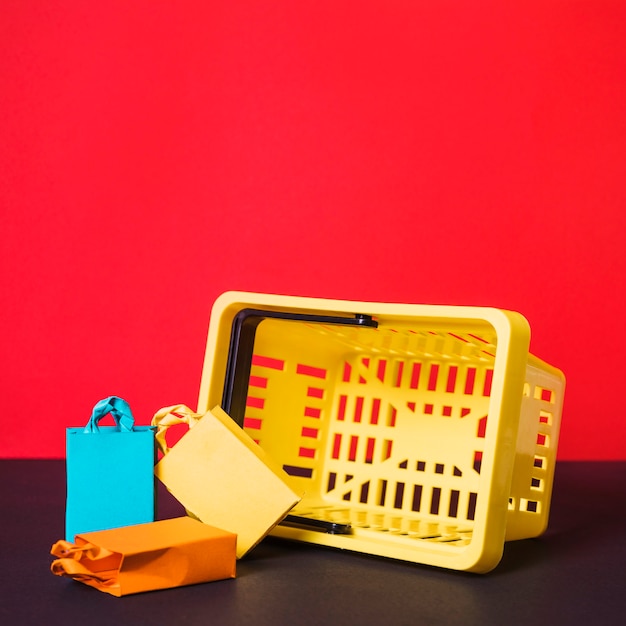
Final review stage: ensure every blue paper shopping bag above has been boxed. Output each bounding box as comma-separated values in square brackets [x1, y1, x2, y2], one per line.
[65, 396, 156, 541]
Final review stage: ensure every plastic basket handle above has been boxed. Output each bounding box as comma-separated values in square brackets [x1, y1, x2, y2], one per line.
[222, 308, 378, 425]
[83, 396, 135, 433]
[151, 404, 203, 455]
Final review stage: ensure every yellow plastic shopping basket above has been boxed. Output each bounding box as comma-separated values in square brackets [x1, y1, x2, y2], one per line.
[197, 292, 565, 573]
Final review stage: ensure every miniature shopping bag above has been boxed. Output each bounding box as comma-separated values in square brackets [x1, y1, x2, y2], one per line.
[152, 404, 301, 558]
[65, 396, 156, 541]
[51, 516, 236, 596]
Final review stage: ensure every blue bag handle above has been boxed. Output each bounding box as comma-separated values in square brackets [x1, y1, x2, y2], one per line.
[83, 396, 135, 433]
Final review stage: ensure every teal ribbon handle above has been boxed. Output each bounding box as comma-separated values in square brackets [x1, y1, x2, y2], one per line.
[83, 396, 135, 433]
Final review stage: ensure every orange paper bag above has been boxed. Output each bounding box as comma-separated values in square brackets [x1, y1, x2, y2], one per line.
[50, 517, 236, 596]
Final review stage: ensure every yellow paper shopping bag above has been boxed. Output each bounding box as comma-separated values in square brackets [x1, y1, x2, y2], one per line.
[152, 405, 301, 558]
[50, 517, 236, 596]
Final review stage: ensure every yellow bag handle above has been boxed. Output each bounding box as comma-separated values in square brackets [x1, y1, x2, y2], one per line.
[151, 404, 203, 455]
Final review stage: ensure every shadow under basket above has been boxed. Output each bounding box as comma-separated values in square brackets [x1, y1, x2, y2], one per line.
[198, 292, 565, 573]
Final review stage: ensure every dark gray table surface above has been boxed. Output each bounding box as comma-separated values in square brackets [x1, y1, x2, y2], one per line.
[1, 460, 624, 625]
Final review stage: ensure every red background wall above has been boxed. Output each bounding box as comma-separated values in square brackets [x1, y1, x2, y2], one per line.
[1, 1, 624, 459]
